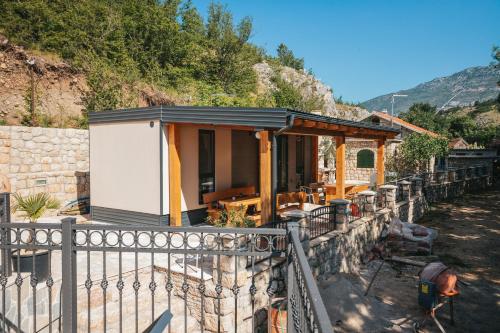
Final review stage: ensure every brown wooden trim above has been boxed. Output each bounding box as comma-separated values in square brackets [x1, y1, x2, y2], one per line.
[259, 131, 272, 225]
[303, 120, 317, 128]
[168, 124, 182, 226]
[284, 127, 393, 140]
[311, 136, 319, 182]
[335, 136, 346, 199]
[376, 138, 385, 186]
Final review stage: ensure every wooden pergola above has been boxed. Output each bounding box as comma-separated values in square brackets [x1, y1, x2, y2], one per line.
[159, 107, 399, 226]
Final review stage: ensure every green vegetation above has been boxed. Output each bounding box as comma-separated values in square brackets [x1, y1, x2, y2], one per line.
[400, 102, 499, 146]
[387, 133, 449, 176]
[276, 43, 304, 70]
[1, 0, 317, 121]
[12, 192, 60, 223]
[205, 206, 255, 228]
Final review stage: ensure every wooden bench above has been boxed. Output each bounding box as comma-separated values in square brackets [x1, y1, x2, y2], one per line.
[202, 186, 256, 220]
[276, 191, 308, 216]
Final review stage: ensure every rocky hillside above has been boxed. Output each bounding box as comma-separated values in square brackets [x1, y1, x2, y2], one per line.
[254, 62, 369, 120]
[362, 65, 500, 114]
[0, 34, 368, 127]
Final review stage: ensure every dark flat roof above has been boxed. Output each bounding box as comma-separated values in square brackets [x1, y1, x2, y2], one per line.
[88, 106, 399, 134]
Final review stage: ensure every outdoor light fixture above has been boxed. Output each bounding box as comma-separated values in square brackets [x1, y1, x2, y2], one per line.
[255, 129, 264, 140]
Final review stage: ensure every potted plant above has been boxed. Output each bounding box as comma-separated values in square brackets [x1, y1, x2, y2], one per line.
[11, 192, 60, 282]
[205, 206, 256, 249]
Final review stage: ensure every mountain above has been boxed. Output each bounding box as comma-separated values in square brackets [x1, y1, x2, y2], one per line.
[361, 65, 500, 115]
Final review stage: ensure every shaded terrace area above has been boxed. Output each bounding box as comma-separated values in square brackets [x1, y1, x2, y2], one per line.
[164, 108, 399, 226]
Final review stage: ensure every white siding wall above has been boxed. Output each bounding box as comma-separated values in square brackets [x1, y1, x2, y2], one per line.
[90, 121, 161, 215]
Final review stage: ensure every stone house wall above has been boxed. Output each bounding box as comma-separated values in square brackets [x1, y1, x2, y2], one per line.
[345, 139, 377, 182]
[0, 125, 89, 211]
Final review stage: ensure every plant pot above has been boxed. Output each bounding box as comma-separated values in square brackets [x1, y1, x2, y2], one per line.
[11, 250, 50, 283]
[270, 299, 287, 333]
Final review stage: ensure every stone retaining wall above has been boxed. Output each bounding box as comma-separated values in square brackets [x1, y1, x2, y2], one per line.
[0, 125, 89, 210]
[307, 168, 493, 280]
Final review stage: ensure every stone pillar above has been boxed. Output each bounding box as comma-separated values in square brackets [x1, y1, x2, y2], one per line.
[329, 199, 350, 232]
[467, 166, 474, 179]
[448, 168, 456, 182]
[282, 210, 309, 253]
[411, 177, 423, 197]
[357, 190, 377, 218]
[398, 180, 411, 201]
[378, 185, 397, 210]
[436, 170, 447, 183]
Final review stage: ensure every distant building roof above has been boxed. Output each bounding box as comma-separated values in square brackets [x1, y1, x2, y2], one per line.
[365, 111, 440, 138]
[448, 137, 468, 149]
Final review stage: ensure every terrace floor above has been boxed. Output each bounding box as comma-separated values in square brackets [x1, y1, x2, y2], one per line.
[321, 188, 500, 332]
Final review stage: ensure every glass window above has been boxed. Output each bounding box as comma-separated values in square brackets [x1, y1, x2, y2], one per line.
[199, 130, 215, 204]
[357, 149, 375, 168]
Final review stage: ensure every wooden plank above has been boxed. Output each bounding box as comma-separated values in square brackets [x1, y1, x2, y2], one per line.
[335, 136, 346, 199]
[285, 127, 390, 140]
[168, 124, 182, 226]
[293, 119, 304, 126]
[303, 120, 317, 128]
[259, 131, 272, 225]
[376, 138, 385, 186]
[311, 136, 319, 182]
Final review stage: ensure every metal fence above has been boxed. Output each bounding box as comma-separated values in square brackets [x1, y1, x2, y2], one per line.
[0, 193, 332, 333]
[308, 206, 336, 239]
[287, 223, 331, 333]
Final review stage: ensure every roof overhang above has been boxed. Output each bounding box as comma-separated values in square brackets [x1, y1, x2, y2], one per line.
[88, 106, 399, 139]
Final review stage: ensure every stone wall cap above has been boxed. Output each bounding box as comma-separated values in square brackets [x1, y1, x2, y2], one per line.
[358, 190, 377, 196]
[281, 210, 308, 218]
[411, 177, 422, 181]
[329, 199, 351, 205]
[379, 184, 397, 189]
[398, 180, 411, 185]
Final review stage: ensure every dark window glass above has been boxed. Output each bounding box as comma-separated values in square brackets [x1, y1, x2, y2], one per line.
[357, 149, 375, 168]
[277, 136, 288, 192]
[296, 136, 305, 187]
[199, 130, 215, 204]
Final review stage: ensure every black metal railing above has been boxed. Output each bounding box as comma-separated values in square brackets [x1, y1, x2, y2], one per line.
[0, 194, 333, 333]
[287, 223, 332, 333]
[309, 206, 336, 239]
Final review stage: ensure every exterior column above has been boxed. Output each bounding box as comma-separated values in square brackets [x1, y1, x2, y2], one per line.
[167, 124, 181, 226]
[259, 131, 272, 225]
[282, 210, 309, 253]
[311, 136, 319, 183]
[376, 138, 385, 186]
[330, 199, 350, 232]
[335, 136, 346, 199]
[357, 190, 377, 218]
[448, 168, 456, 182]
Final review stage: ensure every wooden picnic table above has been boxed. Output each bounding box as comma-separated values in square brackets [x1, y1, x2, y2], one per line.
[219, 195, 261, 212]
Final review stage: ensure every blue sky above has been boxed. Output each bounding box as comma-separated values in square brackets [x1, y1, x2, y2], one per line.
[192, 0, 500, 102]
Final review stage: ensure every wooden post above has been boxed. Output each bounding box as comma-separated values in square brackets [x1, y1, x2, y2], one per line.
[376, 138, 385, 186]
[259, 131, 272, 225]
[335, 136, 345, 199]
[168, 124, 182, 226]
[311, 136, 319, 183]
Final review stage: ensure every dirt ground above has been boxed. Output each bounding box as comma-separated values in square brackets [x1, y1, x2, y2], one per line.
[322, 188, 500, 332]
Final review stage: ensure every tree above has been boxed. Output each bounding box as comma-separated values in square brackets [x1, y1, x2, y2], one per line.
[387, 133, 449, 176]
[399, 103, 446, 133]
[276, 43, 304, 70]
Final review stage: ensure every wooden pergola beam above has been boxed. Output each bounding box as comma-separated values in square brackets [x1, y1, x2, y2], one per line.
[168, 124, 182, 226]
[284, 127, 392, 140]
[259, 130, 272, 225]
[303, 120, 317, 128]
[335, 135, 346, 199]
[376, 138, 385, 186]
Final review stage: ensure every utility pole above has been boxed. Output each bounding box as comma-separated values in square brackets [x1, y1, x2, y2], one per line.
[390, 94, 408, 127]
[26, 58, 37, 126]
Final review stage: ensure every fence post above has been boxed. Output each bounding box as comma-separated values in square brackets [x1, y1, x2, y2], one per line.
[411, 177, 423, 197]
[399, 180, 411, 202]
[357, 190, 376, 218]
[62, 217, 77, 332]
[378, 185, 397, 211]
[329, 199, 350, 232]
[447, 168, 456, 183]
[282, 211, 309, 253]
[0, 192, 11, 277]
[286, 221, 299, 333]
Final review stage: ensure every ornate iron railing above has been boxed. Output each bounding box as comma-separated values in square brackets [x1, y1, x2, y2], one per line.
[287, 223, 332, 333]
[0, 192, 333, 333]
